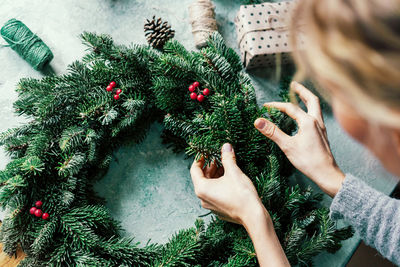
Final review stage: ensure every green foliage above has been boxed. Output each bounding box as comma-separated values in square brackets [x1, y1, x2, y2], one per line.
[151, 228, 201, 266]
[0, 32, 352, 266]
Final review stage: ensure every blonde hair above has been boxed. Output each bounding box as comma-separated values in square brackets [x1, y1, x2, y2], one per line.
[290, 0, 400, 126]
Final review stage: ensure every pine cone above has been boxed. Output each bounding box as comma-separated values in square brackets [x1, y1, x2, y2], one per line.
[144, 16, 175, 49]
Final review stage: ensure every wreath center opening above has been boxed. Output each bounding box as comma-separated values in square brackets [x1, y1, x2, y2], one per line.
[94, 122, 207, 244]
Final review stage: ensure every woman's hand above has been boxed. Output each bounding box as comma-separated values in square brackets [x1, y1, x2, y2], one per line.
[190, 143, 290, 267]
[190, 143, 265, 226]
[254, 81, 345, 197]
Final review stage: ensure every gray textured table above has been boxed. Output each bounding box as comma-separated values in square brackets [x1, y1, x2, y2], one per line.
[0, 0, 398, 266]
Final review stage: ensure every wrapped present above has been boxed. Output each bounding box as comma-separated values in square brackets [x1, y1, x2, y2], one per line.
[235, 1, 301, 69]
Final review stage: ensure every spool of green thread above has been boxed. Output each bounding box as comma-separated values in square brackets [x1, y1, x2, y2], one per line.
[0, 18, 54, 71]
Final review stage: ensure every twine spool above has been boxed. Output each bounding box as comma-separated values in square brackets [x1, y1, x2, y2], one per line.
[189, 0, 218, 49]
[0, 18, 53, 71]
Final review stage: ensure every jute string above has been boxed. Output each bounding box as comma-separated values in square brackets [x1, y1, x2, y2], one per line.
[188, 0, 218, 49]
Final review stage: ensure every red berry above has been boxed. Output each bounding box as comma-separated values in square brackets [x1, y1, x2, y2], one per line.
[197, 94, 205, 102]
[109, 81, 116, 88]
[42, 213, 50, 220]
[193, 81, 200, 87]
[34, 209, 43, 217]
[29, 207, 37, 215]
[113, 94, 120, 100]
[190, 92, 198, 100]
[35, 200, 43, 208]
[116, 88, 122, 95]
[203, 88, 210, 96]
[189, 85, 195, 92]
[106, 85, 113, 92]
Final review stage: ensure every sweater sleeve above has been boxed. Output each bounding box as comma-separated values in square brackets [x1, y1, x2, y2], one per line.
[330, 174, 400, 265]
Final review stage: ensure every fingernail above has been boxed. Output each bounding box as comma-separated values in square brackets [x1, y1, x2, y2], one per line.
[222, 143, 232, 152]
[254, 118, 266, 129]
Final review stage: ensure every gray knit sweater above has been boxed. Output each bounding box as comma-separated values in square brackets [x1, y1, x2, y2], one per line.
[330, 174, 400, 265]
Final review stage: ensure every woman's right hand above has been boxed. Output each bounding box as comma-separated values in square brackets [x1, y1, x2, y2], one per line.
[254, 81, 345, 197]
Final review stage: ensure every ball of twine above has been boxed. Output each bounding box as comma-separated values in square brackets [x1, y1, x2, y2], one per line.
[1, 18, 54, 71]
[189, 0, 218, 49]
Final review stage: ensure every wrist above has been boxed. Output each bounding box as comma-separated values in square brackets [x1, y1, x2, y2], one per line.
[241, 204, 273, 233]
[240, 202, 290, 267]
[317, 167, 345, 198]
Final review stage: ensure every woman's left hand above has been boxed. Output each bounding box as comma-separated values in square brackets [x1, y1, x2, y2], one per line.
[190, 143, 266, 226]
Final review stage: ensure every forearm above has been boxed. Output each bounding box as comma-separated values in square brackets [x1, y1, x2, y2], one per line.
[330, 174, 400, 265]
[243, 206, 290, 267]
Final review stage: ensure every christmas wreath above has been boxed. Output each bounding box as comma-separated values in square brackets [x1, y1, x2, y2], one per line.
[0, 31, 352, 266]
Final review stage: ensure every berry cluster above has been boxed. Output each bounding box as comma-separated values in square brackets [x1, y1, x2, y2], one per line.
[189, 81, 210, 102]
[106, 81, 122, 100]
[29, 200, 49, 220]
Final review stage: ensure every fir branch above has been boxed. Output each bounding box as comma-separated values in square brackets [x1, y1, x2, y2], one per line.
[99, 108, 118, 126]
[59, 126, 85, 152]
[0, 128, 19, 146]
[21, 156, 44, 175]
[152, 227, 202, 267]
[31, 218, 59, 256]
[57, 153, 86, 177]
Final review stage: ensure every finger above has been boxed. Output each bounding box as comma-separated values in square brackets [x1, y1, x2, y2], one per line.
[254, 118, 290, 147]
[190, 157, 207, 191]
[200, 200, 214, 210]
[221, 143, 238, 171]
[291, 81, 324, 127]
[213, 213, 240, 224]
[204, 160, 218, 178]
[264, 101, 307, 123]
[200, 199, 219, 211]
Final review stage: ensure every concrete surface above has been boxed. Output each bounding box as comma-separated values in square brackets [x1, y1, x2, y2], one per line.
[0, 0, 398, 266]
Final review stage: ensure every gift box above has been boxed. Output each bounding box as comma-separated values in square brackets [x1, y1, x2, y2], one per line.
[235, 1, 301, 69]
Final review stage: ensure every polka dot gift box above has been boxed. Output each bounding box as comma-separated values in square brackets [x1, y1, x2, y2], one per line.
[235, 1, 303, 70]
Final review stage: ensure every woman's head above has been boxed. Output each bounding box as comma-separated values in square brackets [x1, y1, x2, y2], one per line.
[290, 0, 400, 175]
